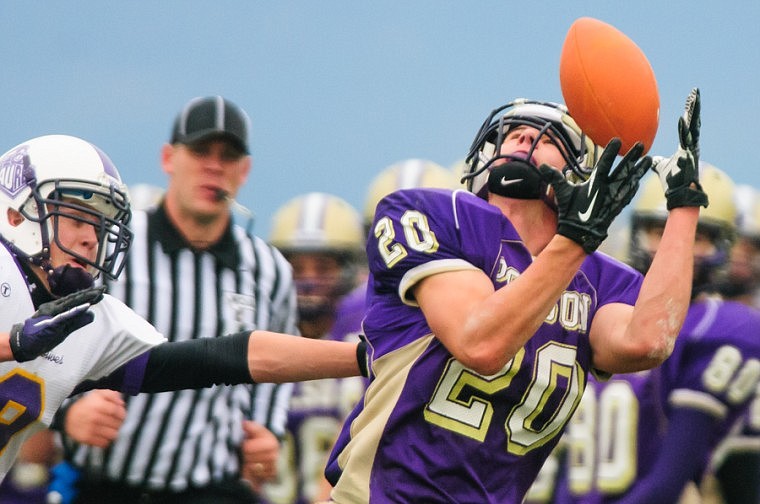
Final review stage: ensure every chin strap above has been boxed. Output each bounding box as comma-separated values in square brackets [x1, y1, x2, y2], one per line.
[487, 160, 543, 199]
[486, 160, 558, 210]
[48, 265, 95, 297]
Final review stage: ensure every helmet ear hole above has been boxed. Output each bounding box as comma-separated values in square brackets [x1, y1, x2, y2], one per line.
[7, 208, 24, 226]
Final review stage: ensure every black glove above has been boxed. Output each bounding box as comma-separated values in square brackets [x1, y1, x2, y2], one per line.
[651, 88, 708, 210]
[9, 285, 106, 362]
[539, 139, 652, 254]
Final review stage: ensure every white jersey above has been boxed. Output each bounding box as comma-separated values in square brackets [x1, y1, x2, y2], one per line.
[0, 243, 166, 480]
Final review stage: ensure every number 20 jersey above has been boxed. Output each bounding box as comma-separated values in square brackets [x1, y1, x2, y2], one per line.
[325, 188, 643, 503]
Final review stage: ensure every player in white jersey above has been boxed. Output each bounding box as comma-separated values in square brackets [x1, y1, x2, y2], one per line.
[0, 134, 366, 483]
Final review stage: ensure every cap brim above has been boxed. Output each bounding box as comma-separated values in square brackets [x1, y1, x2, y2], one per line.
[178, 130, 249, 154]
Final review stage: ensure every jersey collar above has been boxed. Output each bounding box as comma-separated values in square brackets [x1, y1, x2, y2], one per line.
[148, 202, 240, 268]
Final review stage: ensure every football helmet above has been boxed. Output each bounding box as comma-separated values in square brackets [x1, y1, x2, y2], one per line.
[630, 161, 736, 294]
[719, 184, 760, 299]
[128, 183, 164, 211]
[363, 158, 458, 228]
[0, 135, 132, 280]
[734, 184, 760, 242]
[269, 192, 364, 323]
[462, 99, 599, 200]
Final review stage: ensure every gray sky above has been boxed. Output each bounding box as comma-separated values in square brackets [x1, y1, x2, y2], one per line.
[2, 2, 758, 237]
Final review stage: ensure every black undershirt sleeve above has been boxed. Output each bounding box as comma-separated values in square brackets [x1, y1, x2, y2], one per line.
[139, 331, 252, 392]
[53, 332, 252, 430]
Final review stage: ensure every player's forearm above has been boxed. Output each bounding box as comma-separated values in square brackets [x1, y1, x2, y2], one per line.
[461, 235, 586, 374]
[627, 207, 698, 366]
[247, 330, 363, 383]
[0, 332, 13, 362]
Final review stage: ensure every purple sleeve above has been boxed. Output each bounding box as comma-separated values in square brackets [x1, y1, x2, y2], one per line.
[368, 188, 506, 298]
[69, 351, 150, 396]
[584, 252, 643, 308]
[616, 408, 717, 504]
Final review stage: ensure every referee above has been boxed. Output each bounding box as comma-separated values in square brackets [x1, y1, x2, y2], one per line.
[53, 96, 298, 504]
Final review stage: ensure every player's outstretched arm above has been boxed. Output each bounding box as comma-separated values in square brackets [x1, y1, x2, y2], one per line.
[67, 330, 367, 397]
[591, 89, 705, 374]
[247, 330, 365, 383]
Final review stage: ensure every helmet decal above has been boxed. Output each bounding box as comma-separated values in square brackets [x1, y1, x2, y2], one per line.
[0, 146, 35, 198]
[92, 143, 122, 181]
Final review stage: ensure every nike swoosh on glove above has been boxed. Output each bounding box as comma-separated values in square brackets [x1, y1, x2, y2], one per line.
[540, 138, 652, 254]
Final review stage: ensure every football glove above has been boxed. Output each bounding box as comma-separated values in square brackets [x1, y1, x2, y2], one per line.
[9, 285, 106, 362]
[651, 88, 708, 210]
[540, 138, 652, 254]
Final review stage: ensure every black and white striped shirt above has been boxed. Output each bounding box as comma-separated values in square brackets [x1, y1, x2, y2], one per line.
[62, 203, 298, 491]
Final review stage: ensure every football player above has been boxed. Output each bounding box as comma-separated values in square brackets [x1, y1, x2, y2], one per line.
[718, 184, 760, 308]
[362, 158, 459, 233]
[533, 163, 760, 503]
[0, 135, 366, 482]
[263, 192, 367, 504]
[704, 184, 760, 504]
[323, 90, 704, 503]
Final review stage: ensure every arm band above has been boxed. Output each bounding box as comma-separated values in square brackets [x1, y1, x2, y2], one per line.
[139, 331, 251, 393]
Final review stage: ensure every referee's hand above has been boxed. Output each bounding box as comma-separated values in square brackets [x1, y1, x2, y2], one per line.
[240, 420, 279, 489]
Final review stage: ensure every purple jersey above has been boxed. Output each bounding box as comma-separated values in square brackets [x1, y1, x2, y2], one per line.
[325, 188, 642, 503]
[543, 297, 760, 503]
[331, 282, 368, 343]
[263, 284, 368, 504]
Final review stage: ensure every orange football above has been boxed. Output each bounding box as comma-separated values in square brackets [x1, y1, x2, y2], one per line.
[560, 17, 659, 154]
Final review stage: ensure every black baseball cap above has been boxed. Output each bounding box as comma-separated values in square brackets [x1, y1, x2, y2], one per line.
[170, 96, 250, 154]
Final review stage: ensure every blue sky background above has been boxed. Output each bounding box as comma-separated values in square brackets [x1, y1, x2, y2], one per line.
[2, 2, 758, 238]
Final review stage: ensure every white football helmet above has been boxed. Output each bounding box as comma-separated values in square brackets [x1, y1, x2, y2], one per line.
[0, 134, 132, 279]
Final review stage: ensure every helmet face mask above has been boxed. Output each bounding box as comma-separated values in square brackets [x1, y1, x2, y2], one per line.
[0, 135, 133, 281]
[287, 251, 353, 324]
[463, 99, 598, 199]
[721, 184, 760, 297]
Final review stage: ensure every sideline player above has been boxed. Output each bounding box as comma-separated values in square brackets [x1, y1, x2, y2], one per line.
[263, 192, 367, 504]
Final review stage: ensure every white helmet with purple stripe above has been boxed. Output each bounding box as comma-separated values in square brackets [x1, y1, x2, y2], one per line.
[0, 134, 132, 279]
